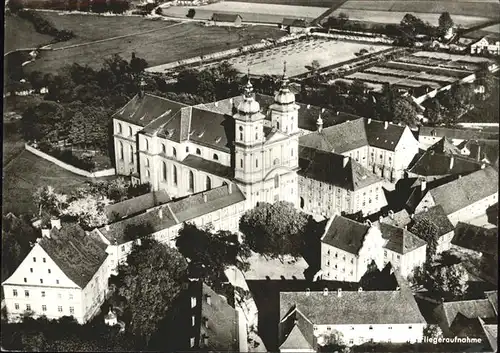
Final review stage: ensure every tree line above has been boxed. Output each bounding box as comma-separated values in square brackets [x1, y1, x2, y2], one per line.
[8, 0, 130, 14]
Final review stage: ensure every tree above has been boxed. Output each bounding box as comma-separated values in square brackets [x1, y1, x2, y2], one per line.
[177, 223, 250, 287]
[338, 12, 349, 29]
[239, 201, 308, 259]
[123, 222, 155, 242]
[113, 238, 188, 342]
[423, 324, 443, 341]
[410, 218, 440, 261]
[62, 194, 110, 229]
[429, 263, 469, 299]
[438, 12, 454, 37]
[187, 8, 195, 18]
[392, 96, 418, 127]
[33, 186, 68, 218]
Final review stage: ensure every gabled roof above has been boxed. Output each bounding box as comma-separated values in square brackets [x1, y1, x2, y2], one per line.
[479, 317, 498, 353]
[321, 215, 370, 254]
[182, 155, 233, 179]
[279, 289, 426, 325]
[113, 93, 187, 127]
[459, 139, 499, 165]
[408, 150, 483, 177]
[378, 210, 411, 228]
[188, 108, 235, 153]
[39, 224, 108, 289]
[298, 146, 383, 191]
[105, 190, 171, 221]
[439, 299, 496, 328]
[425, 167, 498, 215]
[419, 126, 499, 141]
[380, 223, 427, 254]
[211, 13, 242, 22]
[452, 222, 498, 256]
[428, 137, 462, 155]
[413, 205, 455, 237]
[279, 320, 313, 351]
[485, 291, 498, 316]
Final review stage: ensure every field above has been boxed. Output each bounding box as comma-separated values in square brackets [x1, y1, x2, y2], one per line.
[224, 0, 346, 7]
[161, 1, 327, 23]
[219, 38, 389, 76]
[2, 149, 89, 216]
[336, 0, 500, 19]
[24, 19, 285, 74]
[465, 23, 500, 40]
[4, 13, 54, 53]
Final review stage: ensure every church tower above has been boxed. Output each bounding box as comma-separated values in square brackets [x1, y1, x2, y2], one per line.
[269, 62, 300, 135]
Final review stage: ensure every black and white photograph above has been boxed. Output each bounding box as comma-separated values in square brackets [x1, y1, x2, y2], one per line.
[2, 0, 499, 351]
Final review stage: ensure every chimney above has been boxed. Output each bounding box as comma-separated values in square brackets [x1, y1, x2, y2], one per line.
[336, 111, 339, 116]
[368, 118, 372, 124]
[227, 183, 232, 194]
[305, 288, 310, 296]
[214, 101, 219, 107]
[50, 218, 61, 230]
[206, 295, 211, 305]
[158, 208, 163, 219]
[307, 104, 310, 109]
[41, 229, 51, 238]
[449, 156, 454, 170]
[404, 225, 407, 230]
[481, 163, 486, 169]
[379, 215, 383, 223]
[384, 121, 389, 130]
[203, 317, 209, 328]
[316, 115, 323, 133]
[203, 193, 208, 203]
[343, 156, 349, 168]
[388, 210, 394, 219]
[358, 287, 363, 292]
[477, 145, 481, 162]
[321, 108, 325, 113]
[421, 179, 427, 192]
[323, 288, 328, 296]
[229, 98, 233, 104]
[337, 288, 342, 297]
[203, 335, 208, 347]
[105, 224, 110, 231]
[423, 206, 429, 212]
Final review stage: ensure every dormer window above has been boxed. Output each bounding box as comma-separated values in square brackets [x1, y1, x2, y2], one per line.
[213, 154, 218, 161]
[190, 296, 197, 308]
[196, 148, 201, 155]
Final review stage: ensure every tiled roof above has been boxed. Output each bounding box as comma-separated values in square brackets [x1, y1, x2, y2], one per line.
[188, 108, 235, 153]
[419, 126, 499, 141]
[407, 151, 482, 177]
[426, 167, 498, 215]
[279, 319, 313, 350]
[452, 222, 498, 256]
[378, 210, 411, 228]
[439, 299, 496, 327]
[168, 184, 245, 223]
[299, 118, 406, 153]
[279, 289, 426, 325]
[182, 155, 233, 179]
[113, 93, 187, 127]
[380, 223, 427, 254]
[427, 137, 462, 155]
[485, 291, 498, 316]
[105, 190, 171, 221]
[39, 224, 108, 288]
[98, 184, 244, 244]
[321, 215, 370, 254]
[298, 146, 383, 191]
[156, 106, 192, 143]
[413, 205, 455, 237]
[211, 13, 242, 22]
[480, 318, 498, 353]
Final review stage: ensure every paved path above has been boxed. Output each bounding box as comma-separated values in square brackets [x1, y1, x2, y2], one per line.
[52, 21, 184, 51]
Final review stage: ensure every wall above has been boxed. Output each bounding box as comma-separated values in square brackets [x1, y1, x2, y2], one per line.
[311, 32, 393, 44]
[25, 144, 115, 178]
[447, 193, 498, 226]
[321, 243, 358, 282]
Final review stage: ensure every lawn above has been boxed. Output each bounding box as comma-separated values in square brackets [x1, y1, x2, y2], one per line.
[242, 251, 309, 280]
[229, 38, 389, 76]
[25, 21, 285, 74]
[4, 13, 54, 53]
[2, 149, 89, 216]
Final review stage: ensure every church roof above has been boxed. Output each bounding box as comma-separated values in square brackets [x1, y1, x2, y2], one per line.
[298, 146, 383, 191]
[182, 155, 233, 179]
[187, 108, 235, 153]
[321, 215, 370, 255]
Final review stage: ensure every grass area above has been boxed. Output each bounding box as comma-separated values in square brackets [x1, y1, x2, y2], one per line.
[225, 0, 346, 7]
[464, 23, 500, 40]
[4, 13, 54, 53]
[2, 149, 89, 216]
[243, 251, 309, 280]
[25, 21, 285, 74]
[3, 128, 25, 168]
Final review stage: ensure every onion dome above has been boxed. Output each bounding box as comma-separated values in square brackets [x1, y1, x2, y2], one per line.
[274, 61, 295, 105]
[237, 74, 260, 115]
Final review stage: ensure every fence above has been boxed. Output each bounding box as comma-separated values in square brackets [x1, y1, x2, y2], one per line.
[25, 144, 116, 178]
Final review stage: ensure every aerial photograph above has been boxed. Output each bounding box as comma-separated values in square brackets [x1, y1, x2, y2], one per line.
[1, 0, 499, 351]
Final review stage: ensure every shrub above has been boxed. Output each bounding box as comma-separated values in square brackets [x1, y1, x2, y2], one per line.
[37, 144, 96, 171]
[17, 10, 75, 43]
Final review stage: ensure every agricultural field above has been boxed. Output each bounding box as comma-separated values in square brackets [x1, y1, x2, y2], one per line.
[24, 20, 285, 74]
[224, 0, 346, 7]
[161, 1, 327, 23]
[336, 0, 500, 19]
[4, 13, 54, 53]
[465, 23, 500, 40]
[223, 38, 389, 76]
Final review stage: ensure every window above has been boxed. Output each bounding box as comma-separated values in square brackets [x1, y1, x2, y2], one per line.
[388, 326, 392, 330]
[69, 307, 74, 314]
[186, 146, 189, 153]
[25, 290, 29, 298]
[369, 325, 373, 330]
[274, 175, 279, 188]
[15, 303, 19, 310]
[40, 279, 43, 284]
[349, 339, 354, 345]
[129, 145, 134, 162]
[409, 326, 412, 329]
[33, 257, 36, 262]
[384, 250, 387, 257]
[145, 139, 149, 151]
[255, 133, 258, 140]
[69, 294, 74, 300]
[30, 268, 33, 273]
[41, 291, 45, 297]
[327, 327, 331, 331]
[173, 147, 177, 157]
[42, 305, 47, 312]
[162, 144, 166, 154]
[58, 293, 62, 299]
[42, 258, 46, 263]
[240, 132, 243, 141]
[173, 166, 178, 186]
[162, 162, 167, 181]
[397, 255, 400, 260]
[190, 337, 195, 348]
[196, 148, 201, 155]
[129, 126, 133, 137]
[117, 123, 122, 134]
[58, 306, 62, 313]
[206, 176, 211, 190]
[188, 171, 194, 192]
[26, 304, 31, 311]
[255, 159, 258, 168]
[213, 154, 218, 161]
[56, 280, 59, 284]
[335, 253, 338, 258]
[13, 289, 18, 297]
[121, 245, 125, 252]
[277, 122, 280, 130]
[192, 315, 196, 326]
[24, 278, 27, 283]
[240, 159, 243, 168]
[119, 141, 124, 160]
[191, 297, 197, 308]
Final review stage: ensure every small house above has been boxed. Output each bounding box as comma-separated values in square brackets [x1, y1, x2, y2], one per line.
[211, 13, 242, 27]
[281, 18, 310, 34]
[470, 36, 500, 56]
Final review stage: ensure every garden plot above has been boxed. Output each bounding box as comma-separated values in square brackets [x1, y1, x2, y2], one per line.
[379, 61, 470, 78]
[230, 39, 389, 76]
[365, 66, 457, 84]
[412, 51, 496, 64]
[346, 72, 442, 89]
